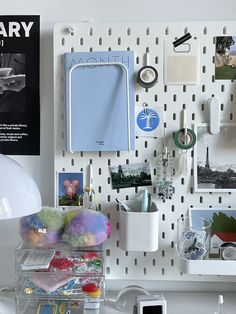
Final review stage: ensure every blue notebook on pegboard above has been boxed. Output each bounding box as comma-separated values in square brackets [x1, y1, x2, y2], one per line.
[65, 50, 135, 152]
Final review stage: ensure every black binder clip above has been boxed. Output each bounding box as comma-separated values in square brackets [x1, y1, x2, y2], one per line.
[173, 32, 192, 48]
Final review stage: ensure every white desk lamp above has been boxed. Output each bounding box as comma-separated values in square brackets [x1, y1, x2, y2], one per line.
[0, 154, 42, 219]
[0, 153, 42, 312]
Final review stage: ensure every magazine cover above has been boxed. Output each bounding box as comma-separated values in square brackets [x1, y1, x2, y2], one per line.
[0, 15, 40, 155]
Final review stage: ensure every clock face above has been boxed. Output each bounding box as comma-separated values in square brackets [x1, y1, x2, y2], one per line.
[143, 305, 163, 314]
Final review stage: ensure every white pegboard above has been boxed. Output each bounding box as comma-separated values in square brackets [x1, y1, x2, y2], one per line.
[53, 21, 236, 282]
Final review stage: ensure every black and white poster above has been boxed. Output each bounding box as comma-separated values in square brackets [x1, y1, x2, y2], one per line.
[0, 15, 40, 155]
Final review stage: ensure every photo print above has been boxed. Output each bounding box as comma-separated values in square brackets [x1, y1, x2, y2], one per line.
[194, 123, 236, 192]
[110, 162, 152, 189]
[189, 207, 236, 255]
[57, 172, 83, 207]
[215, 36, 236, 80]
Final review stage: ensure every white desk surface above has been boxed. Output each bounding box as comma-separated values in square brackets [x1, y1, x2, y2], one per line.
[1, 291, 236, 314]
[104, 291, 236, 314]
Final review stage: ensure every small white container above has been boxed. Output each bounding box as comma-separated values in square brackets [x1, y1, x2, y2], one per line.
[119, 201, 159, 252]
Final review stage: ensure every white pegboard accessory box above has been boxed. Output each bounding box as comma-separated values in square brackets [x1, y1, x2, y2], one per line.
[54, 21, 236, 282]
[119, 201, 159, 252]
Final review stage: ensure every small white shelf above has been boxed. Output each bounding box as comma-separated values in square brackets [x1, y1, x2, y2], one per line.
[176, 249, 236, 276]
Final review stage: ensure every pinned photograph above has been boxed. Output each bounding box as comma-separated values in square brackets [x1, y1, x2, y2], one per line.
[110, 162, 152, 189]
[215, 36, 236, 79]
[194, 123, 236, 192]
[57, 172, 83, 207]
[189, 207, 236, 255]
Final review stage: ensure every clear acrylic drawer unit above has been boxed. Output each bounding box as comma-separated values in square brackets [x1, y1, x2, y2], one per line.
[15, 242, 105, 314]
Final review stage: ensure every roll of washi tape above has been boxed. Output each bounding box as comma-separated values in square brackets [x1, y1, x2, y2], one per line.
[222, 246, 236, 260]
[173, 128, 196, 149]
[137, 65, 158, 88]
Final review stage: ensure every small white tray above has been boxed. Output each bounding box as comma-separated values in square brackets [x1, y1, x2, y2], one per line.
[176, 247, 236, 275]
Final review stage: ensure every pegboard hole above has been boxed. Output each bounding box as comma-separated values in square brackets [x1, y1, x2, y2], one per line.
[127, 27, 131, 36]
[136, 56, 139, 64]
[165, 27, 169, 35]
[116, 258, 119, 265]
[223, 26, 227, 34]
[89, 27, 93, 36]
[118, 37, 121, 45]
[203, 27, 208, 35]
[203, 46, 207, 54]
[106, 249, 110, 256]
[108, 27, 112, 36]
[146, 27, 150, 35]
[61, 37, 65, 46]
[136, 37, 140, 45]
[99, 37, 102, 45]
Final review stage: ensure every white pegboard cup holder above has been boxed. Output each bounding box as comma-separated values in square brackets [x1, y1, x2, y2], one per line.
[176, 216, 212, 261]
[119, 200, 159, 252]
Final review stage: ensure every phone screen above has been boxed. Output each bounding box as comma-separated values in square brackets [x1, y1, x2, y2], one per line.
[143, 305, 163, 314]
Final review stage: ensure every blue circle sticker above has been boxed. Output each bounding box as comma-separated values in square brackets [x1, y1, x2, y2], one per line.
[137, 108, 160, 132]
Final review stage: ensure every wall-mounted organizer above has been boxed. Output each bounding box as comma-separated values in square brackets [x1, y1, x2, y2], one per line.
[54, 21, 236, 282]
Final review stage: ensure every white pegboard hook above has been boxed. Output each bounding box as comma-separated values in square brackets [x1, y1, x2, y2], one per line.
[67, 26, 75, 34]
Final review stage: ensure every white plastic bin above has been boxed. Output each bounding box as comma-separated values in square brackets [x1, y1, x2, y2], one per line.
[119, 201, 159, 252]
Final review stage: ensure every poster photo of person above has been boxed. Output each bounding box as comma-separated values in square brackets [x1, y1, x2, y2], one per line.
[0, 53, 26, 113]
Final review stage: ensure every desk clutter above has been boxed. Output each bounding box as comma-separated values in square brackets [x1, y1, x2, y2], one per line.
[16, 207, 109, 313]
[15, 241, 105, 314]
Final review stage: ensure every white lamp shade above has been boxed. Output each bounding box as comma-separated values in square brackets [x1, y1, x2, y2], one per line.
[0, 154, 42, 219]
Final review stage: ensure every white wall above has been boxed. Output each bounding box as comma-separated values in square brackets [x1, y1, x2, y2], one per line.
[0, 0, 236, 287]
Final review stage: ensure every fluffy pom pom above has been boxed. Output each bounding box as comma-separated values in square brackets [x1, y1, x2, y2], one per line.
[19, 207, 65, 247]
[63, 208, 111, 247]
